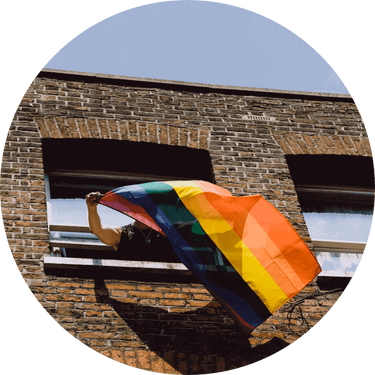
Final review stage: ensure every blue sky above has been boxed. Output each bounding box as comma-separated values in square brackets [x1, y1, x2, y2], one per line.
[44, 1, 348, 94]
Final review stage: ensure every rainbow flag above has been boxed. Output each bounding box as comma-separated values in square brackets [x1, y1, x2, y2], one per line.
[99, 180, 321, 334]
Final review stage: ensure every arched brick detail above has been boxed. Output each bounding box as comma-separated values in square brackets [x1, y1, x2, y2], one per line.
[273, 132, 372, 156]
[34, 116, 210, 150]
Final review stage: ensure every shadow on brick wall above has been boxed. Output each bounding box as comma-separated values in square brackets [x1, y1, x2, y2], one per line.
[93, 279, 289, 373]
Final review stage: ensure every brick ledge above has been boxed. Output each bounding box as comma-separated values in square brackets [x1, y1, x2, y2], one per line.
[40, 68, 352, 101]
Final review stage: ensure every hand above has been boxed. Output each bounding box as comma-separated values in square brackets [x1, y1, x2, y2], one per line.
[86, 192, 103, 208]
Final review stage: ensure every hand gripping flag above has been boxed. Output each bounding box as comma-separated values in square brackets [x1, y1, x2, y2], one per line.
[99, 180, 321, 334]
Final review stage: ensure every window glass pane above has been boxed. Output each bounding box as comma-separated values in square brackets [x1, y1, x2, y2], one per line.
[316, 251, 362, 277]
[303, 212, 372, 242]
[50, 230, 100, 244]
[50, 198, 134, 227]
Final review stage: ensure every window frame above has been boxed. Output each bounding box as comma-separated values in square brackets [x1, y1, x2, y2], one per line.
[41, 138, 216, 275]
[285, 154, 374, 280]
[295, 184, 373, 278]
[44, 169, 193, 271]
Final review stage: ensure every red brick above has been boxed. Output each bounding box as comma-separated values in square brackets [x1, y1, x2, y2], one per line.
[158, 125, 168, 144]
[45, 117, 61, 138]
[114, 297, 138, 304]
[49, 281, 81, 288]
[106, 283, 136, 290]
[177, 352, 189, 373]
[103, 311, 120, 318]
[85, 310, 103, 317]
[274, 137, 293, 154]
[128, 121, 138, 141]
[76, 118, 90, 138]
[79, 332, 113, 339]
[193, 293, 211, 301]
[55, 117, 70, 138]
[251, 331, 285, 339]
[185, 354, 199, 373]
[137, 349, 151, 370]
[199, 134, 208, 149]
[118, 121, 129, 140]
[248, 337, 260, 346]
[188, 300, 209, 308]
[164, 292, 190, 299]
[110, 290, 128, 298]
[151, 354, 165, 373]
[178, 129, 188, 146]
[138, 122, 148, 142]
[163, 351, 175, 372]
[159, 299, 185, 306]
[361, 137, 372, 155]
[76, 288, 96, 295]
[285, 136, 302, 154]
[169, 126, 178, 139]
[35, 118, 51, 138]
[128, 291, 163, 299]
[90, 340, 107, 347]
[137, 285, 152, 291]
[124, 353, 137, 368]
[138, 299, 157, 305]
[46, 295, 82, 302]
[182, 286, 207, 293]
[152, 285, 176, 293]
[201, 355, 215, 374]
[332, 136, 347, 154]
[147, 123, 158, 143]
[107, 119, 118, 133]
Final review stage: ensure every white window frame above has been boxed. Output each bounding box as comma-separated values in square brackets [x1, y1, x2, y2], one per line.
[312, 240, 365, 277]
[296, 184, 373, 278]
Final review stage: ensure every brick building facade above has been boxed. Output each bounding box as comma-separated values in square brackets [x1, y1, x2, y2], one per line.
[1, 69, 373, 373]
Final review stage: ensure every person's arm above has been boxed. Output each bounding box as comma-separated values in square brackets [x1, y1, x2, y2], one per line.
[86, 192, 122, 250]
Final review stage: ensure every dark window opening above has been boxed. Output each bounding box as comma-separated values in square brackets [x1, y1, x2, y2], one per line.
[317, 276, 351, 291]
[285, 155, 374, 188]
[286, 155, 374, 278]
[286, 154, 374, 218]
[42, 138, 215, 264]
[43, 138, 215, 186]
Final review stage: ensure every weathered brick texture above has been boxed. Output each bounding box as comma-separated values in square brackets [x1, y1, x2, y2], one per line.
[1, 69, 371, 373]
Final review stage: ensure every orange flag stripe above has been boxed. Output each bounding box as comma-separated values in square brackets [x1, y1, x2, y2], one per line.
[248, 200, 321, 284]
[193, 181, 319, 298]
[168, 181, 289, 312]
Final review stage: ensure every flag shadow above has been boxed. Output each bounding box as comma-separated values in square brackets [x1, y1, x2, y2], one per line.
[93, 279, 289, 373]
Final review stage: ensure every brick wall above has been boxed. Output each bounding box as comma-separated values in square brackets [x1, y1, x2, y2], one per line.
[1, 69, 371, 373]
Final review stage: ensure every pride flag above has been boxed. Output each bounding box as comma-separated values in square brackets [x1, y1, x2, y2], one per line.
[99, 180, 321, 334]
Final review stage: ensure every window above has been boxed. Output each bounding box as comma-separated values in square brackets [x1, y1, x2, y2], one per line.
[286, 155, 374, 280]
[42, 138, 215, 273]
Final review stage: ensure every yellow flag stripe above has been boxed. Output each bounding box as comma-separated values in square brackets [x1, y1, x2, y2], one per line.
[167, 181, 288, 312]
[193, 181, 306, 299]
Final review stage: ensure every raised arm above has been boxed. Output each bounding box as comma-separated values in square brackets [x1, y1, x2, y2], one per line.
[86, 192, 122, 250]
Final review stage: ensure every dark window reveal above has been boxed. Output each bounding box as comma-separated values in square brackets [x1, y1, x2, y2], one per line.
[42, 138, 215, 263]
[286, 155, 374, 279]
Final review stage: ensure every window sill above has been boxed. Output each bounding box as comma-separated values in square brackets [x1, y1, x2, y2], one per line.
[312, 240, 365, 279]
[313, 240, 366, 253]
[44, 256, 191, 275]
[43, 255, 198, 282]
